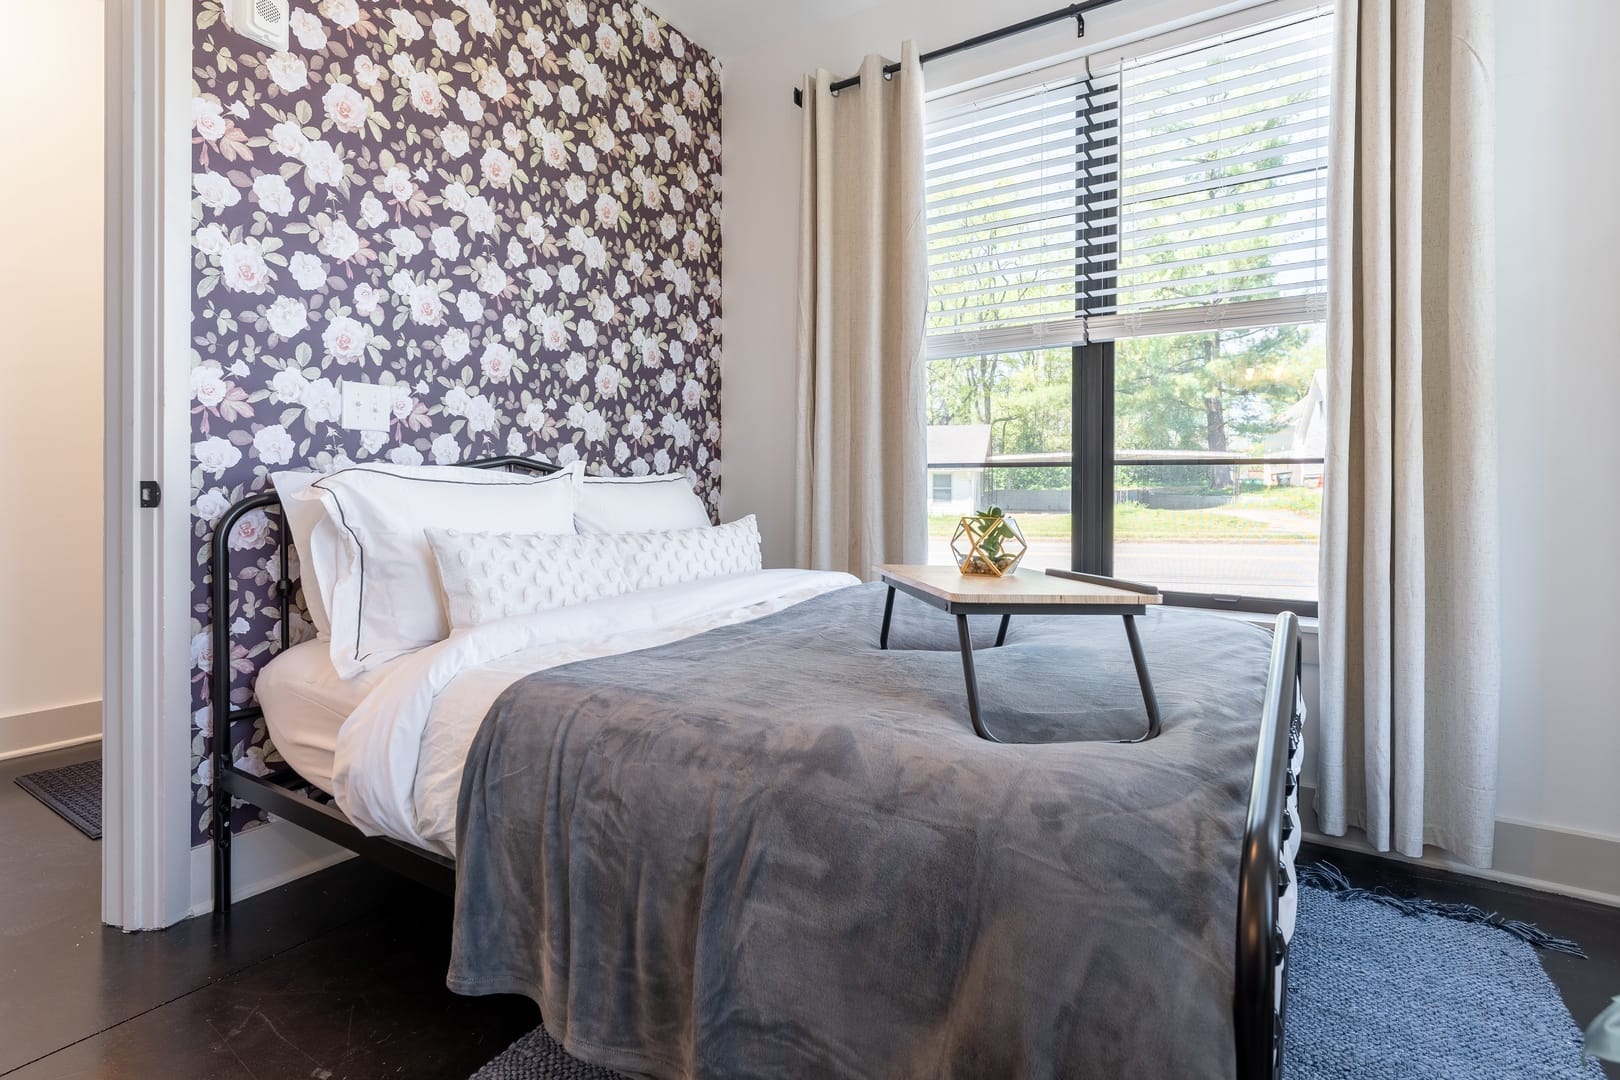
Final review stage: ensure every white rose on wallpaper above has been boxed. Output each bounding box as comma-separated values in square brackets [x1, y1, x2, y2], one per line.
[194, 96, 229, 141]
[383, 165, 414, 202]
[478, 66, 508, 102]
[475, 261, 507, 296]
[440, 122, 471, 159]
[596, 23, 621, 54]
[583, 65, 607, 98]
[567, 402, 607, 443]
[430, 226, 460, 260]
[431, 17, 461, 54]
[681, 378, 703, 409]
[389, 444, 424, 467]
[576, 145, 598, 173]
[388, 270, 414, 296]
[539, 313, 570, 352]
[668, 339, 685, 366]
[658, 59, 676, 85]
[441, 180, 470, 212]
[658, 369, 677, 396]
[592, 294, 615, 323]
[506, 431, 526, 456]
[351, 282, 383, 317]
[221, 241, 273, 294]
[252, 424, 296, 466]
[526, 268, 553, 295]
[442, 385, 471, 416]
[390, 386, 415, 421]
[318, 0, 359, 28]
[388, 8, 423, 42]
[479, 342, 515, 382]
[539, 130, 568, 168]
[356, 191, 387, 229]
[564, 0, 588, 26]
[669, 187, 686, 213]
[408, 282, 445, 325]
[556, 265, 580, 294]
[593, 193, 621, 229]
[465, 394, 497, 433]
[564, 353, 587, 382]
[264, 296, 309, 340]
[302, 377, 341, 423]
[653, 448, 671, 473]
[430, 433, 461, 465]
[519, 26, 545, 55]
[190, 631, 214, 675]
[454, 87, 483, 125]
[359, 429, 387, 454]
[195, 222, 228, 256]
[505, 238, 527, 267]
[556, 443, 580, 467]
[269, 119, 308, 158]
[502, 121, 522, 151]
[290, 9, 327, 50]
[191, 363, 229, 408]
[193, 436, 242, 477]
[463, 0, 496, 36]
[624, 410, 646, 439]
[319, 218, 362, 262]
[593, 125, 616, 154]
[663, 414, 692, 448]
[613, 439, 629, 464]
[480, 147, 514, 189]
[669, 31, 686, 58]
[322, 315, 371, 363]
[629, 296, 649, 321]
[267, 51, 309, 94]
[322, 83, 368, 134]
[465, 196, 497, 235]
[576, 320, 597, 347]
[558, 86, 581, 116]
[519, 401, 546, 432]
[506, 47, 527, 78]
[654, 135, 672, 163]
[409, 71, 446, 116]
[388, 226, 423, 260]
[354, 54, 384, 91]
[455, 291, 484, 322]
[441, 328, 472, 363]
[501, 313, 524, 346]
[300, 140, 345, 187]
[388, 53, 416, 80]
[269, 365, 309, 403]
[195, 488, 232, 524]
[682, 78, 702, 109]
[194, 171, 241, 212]
[251, 173, 295, 215]
[594, 363, 621, 398]
[288, 252, 327, 290]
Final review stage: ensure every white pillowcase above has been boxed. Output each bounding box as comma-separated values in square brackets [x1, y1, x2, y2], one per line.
[573, 471, 711, 533]
[312, 465, 577, 678]
[268, 470, 345, 639]
[428, 515, 762, 629]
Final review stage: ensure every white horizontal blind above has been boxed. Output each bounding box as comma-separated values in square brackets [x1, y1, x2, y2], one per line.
[925, 10, 1332, 361]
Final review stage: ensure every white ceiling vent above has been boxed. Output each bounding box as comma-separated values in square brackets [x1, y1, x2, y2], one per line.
[224, 0, 290, 52]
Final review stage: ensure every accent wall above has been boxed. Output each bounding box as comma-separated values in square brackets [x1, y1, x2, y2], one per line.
[188, 0, 722, 843]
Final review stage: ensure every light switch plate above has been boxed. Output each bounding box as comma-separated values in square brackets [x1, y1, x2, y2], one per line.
[341, 380, 393, 433]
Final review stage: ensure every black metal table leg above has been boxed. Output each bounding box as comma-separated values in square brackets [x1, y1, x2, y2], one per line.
[1122, 613, 1161, 742]
[879, 586, 896, 650]
[955, 614, 998, 742]
[994, 613, 1011, 647]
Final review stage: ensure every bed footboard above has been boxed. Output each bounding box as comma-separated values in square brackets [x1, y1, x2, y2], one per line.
[1234, 611, 1302, 1079]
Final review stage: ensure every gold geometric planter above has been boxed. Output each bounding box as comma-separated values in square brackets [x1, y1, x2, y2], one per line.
[950, 510, 1028, 577]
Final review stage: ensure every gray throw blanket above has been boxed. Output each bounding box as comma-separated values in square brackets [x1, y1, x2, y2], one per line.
[449, 583, 1273, 1079]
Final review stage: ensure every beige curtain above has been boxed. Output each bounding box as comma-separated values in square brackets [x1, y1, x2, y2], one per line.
[1318, 0, 1500, 865]
[795, 45, 928, 578]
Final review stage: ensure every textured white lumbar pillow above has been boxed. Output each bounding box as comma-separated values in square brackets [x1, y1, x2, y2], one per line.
[428, 515, 762, 629]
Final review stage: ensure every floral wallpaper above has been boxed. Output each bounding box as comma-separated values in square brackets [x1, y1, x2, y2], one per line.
[188, 0, 722, 844]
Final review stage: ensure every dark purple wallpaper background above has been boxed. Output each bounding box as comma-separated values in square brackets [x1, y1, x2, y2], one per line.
[188, 0, 721, 843]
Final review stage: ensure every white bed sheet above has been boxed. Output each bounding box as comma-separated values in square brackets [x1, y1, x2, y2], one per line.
[255, 639, 391, 794]
[331, 569, 859, 856]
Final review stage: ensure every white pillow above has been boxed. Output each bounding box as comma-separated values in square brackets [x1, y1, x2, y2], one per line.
[573, 471, 711, 533]
[428, 515, 762, 629]
[268, 470, 344, 639]
[312, 465, 577, 678]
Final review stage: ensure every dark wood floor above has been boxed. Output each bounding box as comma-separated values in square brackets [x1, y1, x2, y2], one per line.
[3, 742, 1616, 1079]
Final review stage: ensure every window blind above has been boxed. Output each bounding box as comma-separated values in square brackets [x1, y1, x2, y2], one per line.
[925, 10, 1332, 361]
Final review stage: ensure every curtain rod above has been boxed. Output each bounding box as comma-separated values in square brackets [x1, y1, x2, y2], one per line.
[791, 0, 1130, 107]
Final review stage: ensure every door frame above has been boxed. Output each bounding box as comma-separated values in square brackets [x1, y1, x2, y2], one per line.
[102, 0, 195, 931]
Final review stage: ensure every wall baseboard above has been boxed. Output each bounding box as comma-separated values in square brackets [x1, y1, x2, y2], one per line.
[0, 701, 102, 762]
[187, 817, 354, 919]
[1299, 784, 1620, 908]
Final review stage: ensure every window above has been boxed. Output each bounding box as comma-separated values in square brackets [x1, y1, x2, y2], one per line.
[932, 472, 955, 503]
[924, 7, 1331, 612]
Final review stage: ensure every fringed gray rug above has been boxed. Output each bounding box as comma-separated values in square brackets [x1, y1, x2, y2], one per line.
[469, 864, 1602, 1079]
[14, 758, 101, 840]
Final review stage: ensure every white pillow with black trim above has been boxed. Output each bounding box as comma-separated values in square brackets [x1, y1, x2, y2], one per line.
[311, 464, 576, 678]
[268, 470, 345, 640]
[573, 470, 711, 533]
[427, 515, 762, 629]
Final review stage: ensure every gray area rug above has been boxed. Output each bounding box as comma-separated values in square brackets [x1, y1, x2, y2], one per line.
[469, 869, 1602, 1079]
[14, 758, 101, 840]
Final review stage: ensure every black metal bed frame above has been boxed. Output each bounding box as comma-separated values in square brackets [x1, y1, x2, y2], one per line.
[207, 456, 1301, 1078]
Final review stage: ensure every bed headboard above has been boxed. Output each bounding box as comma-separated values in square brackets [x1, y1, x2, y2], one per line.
[206, 455, 559, 775]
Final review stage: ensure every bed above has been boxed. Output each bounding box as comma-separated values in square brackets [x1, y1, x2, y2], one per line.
[209, 455, 1303, 1079]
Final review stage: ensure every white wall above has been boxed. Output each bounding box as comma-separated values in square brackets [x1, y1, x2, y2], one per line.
[1494, 3, 1620, 844]
[719, 0, 1620, 853]
[0, 1, 104, 738]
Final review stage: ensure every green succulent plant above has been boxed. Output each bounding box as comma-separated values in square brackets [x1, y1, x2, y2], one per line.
[972, 506, 1013, 563]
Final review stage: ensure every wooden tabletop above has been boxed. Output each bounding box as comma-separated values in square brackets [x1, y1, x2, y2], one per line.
[875, 564, 1162, 607]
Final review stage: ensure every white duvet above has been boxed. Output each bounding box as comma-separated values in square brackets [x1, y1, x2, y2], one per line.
[331, 569, 857, 855]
